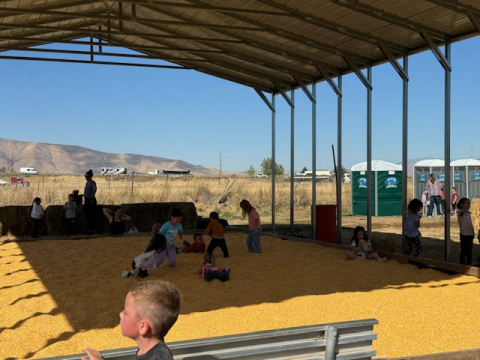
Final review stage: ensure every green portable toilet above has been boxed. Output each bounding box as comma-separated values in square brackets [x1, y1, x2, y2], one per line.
[351, 160, 403, 216]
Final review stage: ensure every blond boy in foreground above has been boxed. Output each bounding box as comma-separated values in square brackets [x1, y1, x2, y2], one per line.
[81, 281, 181, 360]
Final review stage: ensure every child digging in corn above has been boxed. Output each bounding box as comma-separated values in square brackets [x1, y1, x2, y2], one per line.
[122, 233, 167, 278]
[81, 280, 180, 360]
[198, 253, 230, 282]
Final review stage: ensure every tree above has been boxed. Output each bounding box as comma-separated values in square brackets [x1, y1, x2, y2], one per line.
[301, 167, 308, 173]
[261, 157, 284, 176]
[247, 165, 255, 177]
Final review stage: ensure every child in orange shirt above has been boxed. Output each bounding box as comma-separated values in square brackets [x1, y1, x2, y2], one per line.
[205, 212, 229, 258]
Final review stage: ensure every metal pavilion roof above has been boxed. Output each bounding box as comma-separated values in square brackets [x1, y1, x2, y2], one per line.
[0, 0, 479, 93]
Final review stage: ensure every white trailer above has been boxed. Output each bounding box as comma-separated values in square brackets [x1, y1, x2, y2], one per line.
[19, 167, 39, 174]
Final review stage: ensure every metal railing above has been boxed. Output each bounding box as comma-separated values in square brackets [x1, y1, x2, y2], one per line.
[37, 319, 378, 360]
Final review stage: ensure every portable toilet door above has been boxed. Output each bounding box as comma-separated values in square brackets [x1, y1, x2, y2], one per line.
[351, 170, 375, 216]
[466, 160, 480, 199]
[376, 168, 403, 216]
[451, 159, 468, 200]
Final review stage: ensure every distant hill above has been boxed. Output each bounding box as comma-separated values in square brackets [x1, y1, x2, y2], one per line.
[0, 138, 219, 175]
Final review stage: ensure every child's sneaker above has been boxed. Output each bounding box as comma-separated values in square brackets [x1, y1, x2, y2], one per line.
[378, 257, 387, 263]
[121, 270, 129, 278]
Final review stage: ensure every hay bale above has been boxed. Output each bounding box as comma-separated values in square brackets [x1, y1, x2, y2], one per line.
[119, 203, 157, 233]
[152, 202, 197, 230]
[0, 206, 39, 236]
[0, 202, 197, 237]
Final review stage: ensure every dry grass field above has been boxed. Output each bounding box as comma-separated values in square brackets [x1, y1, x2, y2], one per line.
[2, 174, 480, 263]
[2, 233, 480, 360]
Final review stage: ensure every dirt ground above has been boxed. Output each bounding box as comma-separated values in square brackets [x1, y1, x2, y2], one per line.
[2, 232, 480, 359]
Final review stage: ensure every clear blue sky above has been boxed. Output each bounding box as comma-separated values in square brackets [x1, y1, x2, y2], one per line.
[1, 35, 480, 173]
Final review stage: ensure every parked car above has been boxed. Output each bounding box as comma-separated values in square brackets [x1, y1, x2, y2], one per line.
[254, 173, 268, 178]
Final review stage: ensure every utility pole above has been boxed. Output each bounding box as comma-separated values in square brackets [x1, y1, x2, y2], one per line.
[219, 150, 222, 181]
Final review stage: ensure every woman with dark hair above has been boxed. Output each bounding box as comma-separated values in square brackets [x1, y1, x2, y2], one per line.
[83, 169, 97, 235]
[103, 206, 131, 235]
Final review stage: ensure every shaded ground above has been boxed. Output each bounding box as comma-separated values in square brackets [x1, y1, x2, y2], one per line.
[2, 233, 480, 359]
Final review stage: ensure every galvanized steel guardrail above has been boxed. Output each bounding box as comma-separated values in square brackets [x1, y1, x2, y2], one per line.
[37, 318, 378, 360]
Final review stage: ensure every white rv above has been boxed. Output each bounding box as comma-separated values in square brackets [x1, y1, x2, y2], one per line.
[19, 167, 39, 175]
[101, 167, 113, 175]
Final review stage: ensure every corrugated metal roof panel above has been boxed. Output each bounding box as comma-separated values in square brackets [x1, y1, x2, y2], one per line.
[0, 0, 478, 91]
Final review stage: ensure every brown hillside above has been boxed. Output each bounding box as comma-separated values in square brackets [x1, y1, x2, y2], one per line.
[0, 138, 219, 175]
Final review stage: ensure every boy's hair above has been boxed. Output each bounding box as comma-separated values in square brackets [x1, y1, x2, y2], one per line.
[170, 208, 183, 218]
[193, 233, 202, 240]
[68, 193, 75, 198]
[129, 280, 180, 339]
[209, 211, 219, 220]
[33, 197, 41, 204]
[407, 198, 423, 214]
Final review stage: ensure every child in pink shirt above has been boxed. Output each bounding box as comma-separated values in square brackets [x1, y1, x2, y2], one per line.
[240, 199, 261, 253]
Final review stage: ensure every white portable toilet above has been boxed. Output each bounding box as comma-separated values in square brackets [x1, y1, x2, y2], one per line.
[412, 159, 445, 199]
[451, 159, 480, 199]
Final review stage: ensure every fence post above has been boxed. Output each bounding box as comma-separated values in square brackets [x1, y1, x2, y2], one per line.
[325, 325, 338, 360]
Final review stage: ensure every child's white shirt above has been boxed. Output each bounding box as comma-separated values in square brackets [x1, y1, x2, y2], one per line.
[31, 204, 44, 219]
[134, 250, 158, 271]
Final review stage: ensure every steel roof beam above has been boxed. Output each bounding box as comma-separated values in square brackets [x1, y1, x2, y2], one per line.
[273, 82, 294, 108]
[467, 11, 480, 33]
[0, 55, 189, 69]
[108, 21, 296, 85]
[255, 89, 275, 111]
[426, 0, 480, 17]
[108, 0, 291, 16]
[139, 4, 337, 74]
[426, 0, 480, 33]
[0, 35, 224, 53]
[0, 7, 265, 32]
[343, 56, 372, 90]
[378, 45, 409, 81]
[316, 65, 342, 97]
[0, 22, 244, 44]
[0, 46, 208, 63]
[331, 0, 447, 40]
[0, 0, 100, 19]
[419, 29, 451, 71]
[254, 0, 408, 52]
[215, 10, 369, 64]
[132, 7, 333, 74]
[292, 73, 315, 103]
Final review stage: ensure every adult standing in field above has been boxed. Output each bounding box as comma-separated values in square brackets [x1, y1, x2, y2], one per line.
[83, 169, 98, 235]
[425, 173, 442, 218]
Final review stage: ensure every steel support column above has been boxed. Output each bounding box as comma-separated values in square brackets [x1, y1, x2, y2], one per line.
[272, 93, 276, 232]
[336, 74, 343, 244]
[402, 55, 409, 254]
[444, 39, 452, 261]
[290, 89, 295, 235]
[312, 82, 317, 240]
[367, 65, 373, 236]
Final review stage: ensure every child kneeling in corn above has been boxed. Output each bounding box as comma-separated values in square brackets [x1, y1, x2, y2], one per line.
[81, 280, 181, 360]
